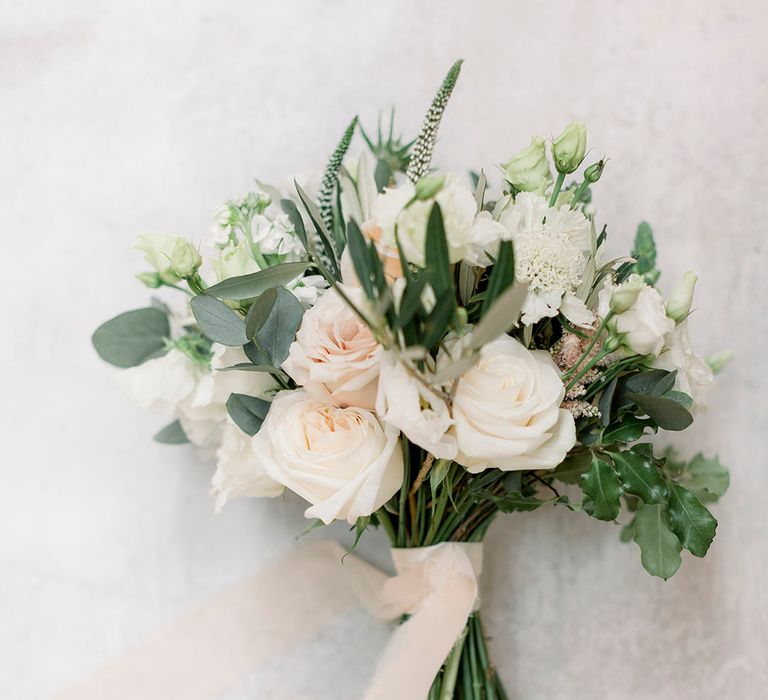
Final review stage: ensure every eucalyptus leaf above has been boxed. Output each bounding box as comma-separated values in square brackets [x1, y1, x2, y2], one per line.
[190, 295, 248, 347]
[203, 262, 311, 301]
[216, 362, 283, 374]
[92, 307, 170, 368]
[580, 455, 623, 521]
[627, 393, 693, 431]
[153, 420, 189, 444]
[633, 503, 682, 579]
[610, 448, 667, 504]
[666, 482, 717, 557]
[247, 287, 303, 366]
[467, 283, 528, 351]
[245, 288, 278, 339]
[226, 393, 271, 436]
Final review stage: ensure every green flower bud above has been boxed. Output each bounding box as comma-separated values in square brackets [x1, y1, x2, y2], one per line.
[706, 350, 733, 374]
[609, 276, 645, 314]
[136, 271, 163, 288]
[552, 121, 587, 174]
[603, 332, 623, 353]
[665, 270, 697, 323]
[414, 174, 446, 201]
[502, 137, 552, 193]
[169, 238, 202, 278]
[583, 159, 605, 184]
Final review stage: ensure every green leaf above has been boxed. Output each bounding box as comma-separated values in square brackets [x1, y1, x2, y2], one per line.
[281, 199, 308, 249]
[610, 448, 667, 504]
[602, 415, 654, 444]
[627, 393, 693, 431]
[481, 240, 515, 316]
[295, 181, 340, 277]
[631, 221, 660, 284]
[597, 377, 618, 426]
[615, 369, 676, 409]
[216, 362, 283, 374]
[374, 159, 392, 191]
[550, 451, 592, 484]
[664, 390, 693, 409]
[429, 459, 451, 500]
[345, 219, 375, 298]
[424, 204, 453, 296]
[633, 503, 682, 579]
[245, 288, 278, 339]
[153, 420, 189, 444]
[666, 482, 717, 557]
[580, 455, 623, 521]
[226, 393, 271, 436]
[203, 262, 311, 300]
[245, 287, 303, 366]
[493, 491, 546, 513]
[92, 308, 170, 368]
[680, 453, 730, 503]
[467, 283, 528, 351]
[422, 290, 455, 350]
[190, 295, 248, 347]
[619, 520, 635, 543]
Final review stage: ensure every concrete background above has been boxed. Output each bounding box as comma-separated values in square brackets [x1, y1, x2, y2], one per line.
[1, 1, 766, 697]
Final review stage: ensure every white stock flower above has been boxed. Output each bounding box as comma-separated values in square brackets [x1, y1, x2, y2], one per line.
[289, 274, 328, 308]
[211, 418, 284, 511]
[497, 192, 591, 324]
[115, 348, 203, 415]
[598, 275, 674, 357]
[375, 352, 457, 459]
[453, 335, 576, 472]
[653, 320, 713, 408]
[374, 175, 479, 266]
[282, 286, 381, 409]
[253, 390, 404, 524]
[251, 214, 304, 260]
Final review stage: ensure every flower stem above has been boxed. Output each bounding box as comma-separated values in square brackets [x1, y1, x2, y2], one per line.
[549, 171, 566, 207]
[439, 626, 468, 700]
[562, 311, 613, 381]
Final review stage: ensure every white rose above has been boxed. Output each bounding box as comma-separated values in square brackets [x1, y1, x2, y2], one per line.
[282, 286, 381, 409]
[375, 175, 478, 266]
[211, 240, 260, 282]
[115, 348, 203, 415]
[653, 320, 713, 409]
[598, 275, 674, 357]
[453, 335, 576, 472]
[253, 390, 403, 524]
[135, 234, 201, 280]
[375, 352, 457, 459]
[179, 344, 278, 450]
[211, 419, 284, 511]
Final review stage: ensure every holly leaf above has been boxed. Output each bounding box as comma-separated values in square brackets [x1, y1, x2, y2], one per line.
[610, 448, 667, 504]
[550, 451, 592, 484]
[679, 453, 730, 503]
[666, 483, 717, 557]
[580, 456, 623, 521]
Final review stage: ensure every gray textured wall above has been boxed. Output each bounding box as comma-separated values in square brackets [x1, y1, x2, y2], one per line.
[2, 1, 766, 698]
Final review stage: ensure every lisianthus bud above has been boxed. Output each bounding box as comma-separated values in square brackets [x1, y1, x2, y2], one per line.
[502, 137, 552, 193]
[136, 272, 162, 288]
[169, 237, 202, 278]
[666, 270, 697, 323]
[609, 276, 645, 314]
[706, 350, 733, 374]
[583, 159, 605, 184]
[552, 121, 587, 174]
[136, 233, 184, 282]
[414, 174, 445, 201]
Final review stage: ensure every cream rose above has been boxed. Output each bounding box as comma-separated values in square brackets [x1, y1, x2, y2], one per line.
[282, 286, 381, 409]
[253, 390, 403, 524]
[598, 275, 674, 357]
[375, 351, 457, 460]
[211, 418, 284, 511]
[453, 335, 576, 472]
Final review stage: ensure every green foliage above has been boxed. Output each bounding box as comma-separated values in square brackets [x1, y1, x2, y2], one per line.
[633, 503, 682, 579]
[226, 393, 271, 436]
[610, 448, 667, 504]
[294, 182, 341, 280]
[153, 420, 189, 444]
[666, 483, 718, 557]
[550, 450, 592, 484]
[243, 287, 303, 367]
[92, 307, 170, 368]
[580, 455, 623, 521]
[360, 109, 413, 188]
[318, 116, 358, 236]
[630, 221, 660, 284]
[203, 262, 311, 300]
[481, 240, 515, 316]
[190, 295, 248, 347]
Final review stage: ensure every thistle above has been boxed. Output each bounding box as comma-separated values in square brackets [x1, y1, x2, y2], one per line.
[406, 59, 464, 184]
[318, 116, 358, 235]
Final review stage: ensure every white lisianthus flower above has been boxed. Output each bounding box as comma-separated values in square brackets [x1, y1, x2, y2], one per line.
[375, 352, 458, 460]
[452, 335, 576, 472]
[211, 418, 284, 511]
[282, 286, 381, 409]
[251, 214, 304, 260]
[211, 240, 261, 282]
[252, 390, 404, 524]
[496, 192, 591, 325]
[115, 348, 203, 415]
[374, 175, 479, 266]
[463, 211, 510, 267]
[653, 321, 713, 408]
[598, 275, 674, 357]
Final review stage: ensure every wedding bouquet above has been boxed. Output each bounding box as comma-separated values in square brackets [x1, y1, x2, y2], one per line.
[93, 60, 730, 699]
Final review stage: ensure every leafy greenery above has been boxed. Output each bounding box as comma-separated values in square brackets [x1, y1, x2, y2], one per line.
[226, 393, 271, 435]
[629, 221, 660, 284]
[666, 482, 717, 557]
[190, 295, 248, 347]
[153, 420, 189, 444]
[92, 307, 170, 368]
[243, 287, 303, 367]
[203, 262, 311, 300]
[580, 455, 623, 521]
[633, 503, 682, 579]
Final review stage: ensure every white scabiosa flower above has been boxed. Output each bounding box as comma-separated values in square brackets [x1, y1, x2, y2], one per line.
[497, 192, 591, 324]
